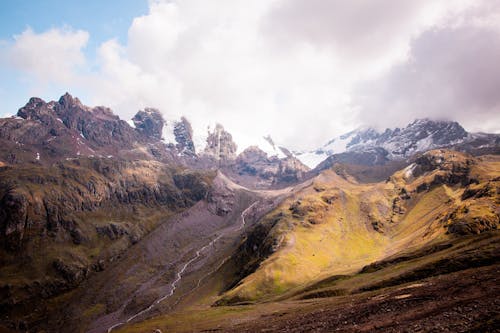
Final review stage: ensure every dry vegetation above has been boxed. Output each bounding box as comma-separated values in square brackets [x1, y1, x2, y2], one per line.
[118, 151, 499, 333]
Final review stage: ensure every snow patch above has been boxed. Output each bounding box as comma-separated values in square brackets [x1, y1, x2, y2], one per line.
[193, 124, 212, 154]
[162, 121, 176, 144]
[295, 151, 328, 169]
[322, 131, 357, 154]
[254, 136, 286, 159]
[414, 135, 434, 152]
[126, 119, 136, 129]
[403, 163, 417, 179]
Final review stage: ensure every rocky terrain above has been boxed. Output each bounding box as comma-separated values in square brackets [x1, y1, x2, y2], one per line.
[0, 93, 309, 185]
[0, 94, 498, 332]
[297, 118, 500, 171]
[0, 158, 214, 330]
[108, 151, 499, 333]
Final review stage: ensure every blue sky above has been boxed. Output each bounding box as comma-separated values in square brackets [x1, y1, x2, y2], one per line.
[0, 0, 148, 116]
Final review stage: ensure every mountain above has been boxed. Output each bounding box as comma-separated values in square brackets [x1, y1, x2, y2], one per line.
[216, 149, 498, 304]
[296, 119, 500, 169]
[0, 94, 498, 333]
[1, 93, 185, 165]
[80, 150, 499, 333]
[0, 93, 308, 187]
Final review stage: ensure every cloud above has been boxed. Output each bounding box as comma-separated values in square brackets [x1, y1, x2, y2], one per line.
[353, 1, 500, 133]
[261, 0, 473, 78]
[87, 0, 470, 150]
[4, 27, 89, 84]
[2, 0, 498, 150]
[85, 0, 360, 150]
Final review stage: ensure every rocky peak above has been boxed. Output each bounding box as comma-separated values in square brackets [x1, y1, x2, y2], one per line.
[231, 146, 309, 187]
[53, 93, 92, 129]
[132, 108, 164, 140]
[204, 124, 237, 164]
[173, 117, 196, 156]
[17, 97, 51, 121]
[300, 118, 477, 169]
[345, 127, 380, 149]
[31, 93, 140, 149]
[58, 92, 84, 109]
[263, 135, 276, 149]
[404, 119, 468, 145]
[237, 146, 270, 164]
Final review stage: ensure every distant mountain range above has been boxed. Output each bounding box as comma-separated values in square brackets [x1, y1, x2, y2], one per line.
[296, 118, 500, 168]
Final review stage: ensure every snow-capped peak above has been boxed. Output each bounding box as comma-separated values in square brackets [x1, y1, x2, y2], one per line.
[295, 119, 472, 169]
[258, 135, 287, 159]
[245, 135, 287, 159]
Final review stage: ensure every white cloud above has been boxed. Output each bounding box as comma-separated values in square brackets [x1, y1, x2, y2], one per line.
[3, 0, 498, 151]
[5, 27, 89, 83]
[352, 0, 500, 133]
[84, 0, 451, 150]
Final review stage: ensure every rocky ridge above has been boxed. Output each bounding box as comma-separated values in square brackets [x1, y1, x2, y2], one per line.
[1, 93, 308, 187]
[297, 118, 500, 170]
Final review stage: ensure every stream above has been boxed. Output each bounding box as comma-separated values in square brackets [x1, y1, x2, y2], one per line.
[106, 201, 258, 332]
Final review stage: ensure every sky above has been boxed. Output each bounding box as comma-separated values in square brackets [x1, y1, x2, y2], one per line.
[1, 0, 499, 151]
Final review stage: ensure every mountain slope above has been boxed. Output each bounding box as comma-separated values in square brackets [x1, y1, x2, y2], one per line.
[0, 158, 214, 330]
[216, 150, 499, 304]
[0, 94, 499, 332]
[112, 232, 500, 333]
[108, 150, 499, 333]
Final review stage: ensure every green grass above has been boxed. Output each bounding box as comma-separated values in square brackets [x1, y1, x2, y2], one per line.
[126, 231, 500, 333]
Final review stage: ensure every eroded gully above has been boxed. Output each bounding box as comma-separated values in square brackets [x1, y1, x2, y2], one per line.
[107, 201, 259, 332]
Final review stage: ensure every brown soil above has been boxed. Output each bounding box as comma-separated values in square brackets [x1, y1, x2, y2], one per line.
[222, 264, 500, 332]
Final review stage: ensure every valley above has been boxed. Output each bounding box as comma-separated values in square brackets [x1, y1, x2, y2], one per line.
[104, 150, 500, 333]
[0, 94, 498, 333]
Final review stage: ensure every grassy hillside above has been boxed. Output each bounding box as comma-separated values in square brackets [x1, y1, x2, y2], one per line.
[115, 231, 500, 333]
[215, 151, 499, 305]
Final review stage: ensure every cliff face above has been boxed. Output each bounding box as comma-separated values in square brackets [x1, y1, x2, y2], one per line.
[204, 124, 238, 165]
[174, 117, 196, 156]
[0, 158, 214, 328]
[0, 159, 212, 251]
[132, 108, 165, 140]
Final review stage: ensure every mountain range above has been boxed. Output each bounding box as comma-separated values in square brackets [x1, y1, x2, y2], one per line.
[0, 94, 499, 333]
[296, 118, 500, 168]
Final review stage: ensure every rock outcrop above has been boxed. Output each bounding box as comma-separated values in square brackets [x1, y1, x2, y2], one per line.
[173, 117, 196, 156]
[132, 108, 164, 140]
[232, 146, 309, 187]
[204, 124, 237, 165]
